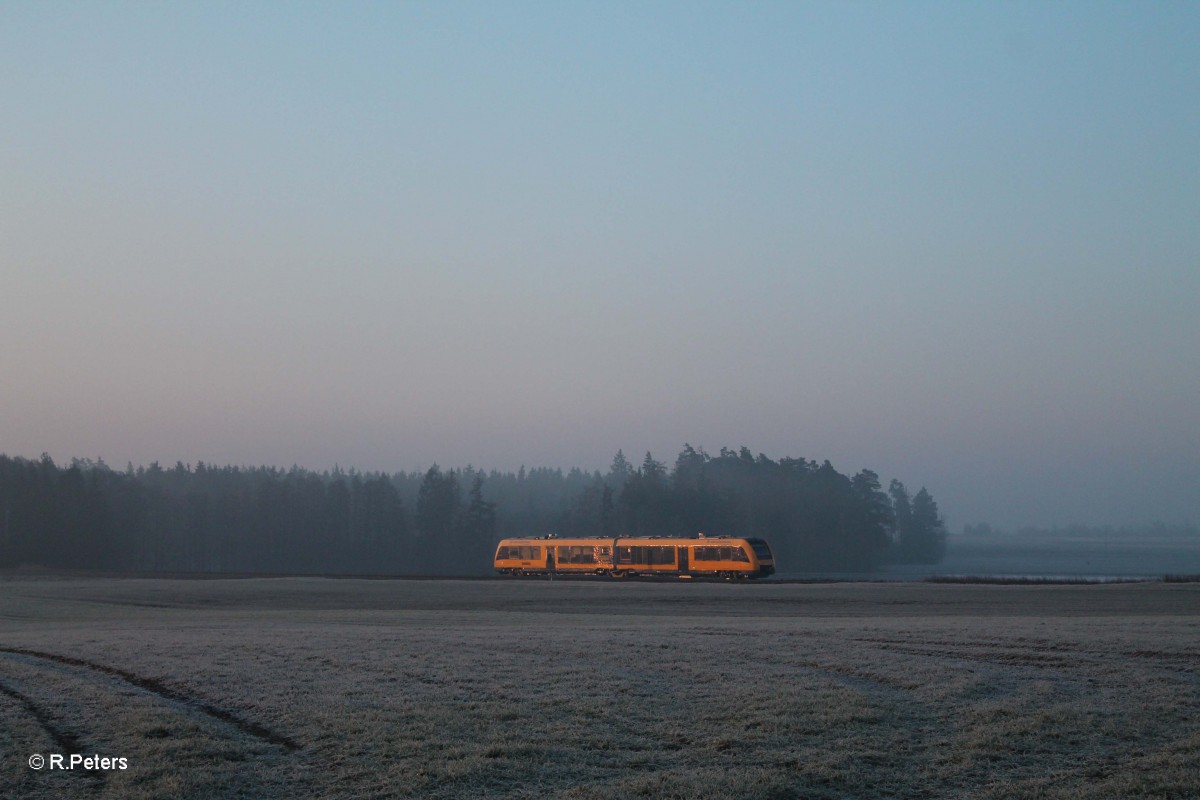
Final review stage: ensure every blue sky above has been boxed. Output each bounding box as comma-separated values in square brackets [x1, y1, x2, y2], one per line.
[2, 1, 1197, 528]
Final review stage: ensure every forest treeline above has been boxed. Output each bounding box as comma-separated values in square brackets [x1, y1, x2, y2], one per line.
[0, 447, 946, 575]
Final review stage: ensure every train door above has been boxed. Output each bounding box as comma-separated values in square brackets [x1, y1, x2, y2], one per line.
[677, 546, 689, 573]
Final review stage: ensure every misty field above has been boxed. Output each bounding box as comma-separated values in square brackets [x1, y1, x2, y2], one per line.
[1, 578, 1197, 799]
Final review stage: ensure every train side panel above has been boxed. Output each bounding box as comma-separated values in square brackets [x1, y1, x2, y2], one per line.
[614, 540, 680, 575]
[550, 539, 615, 574]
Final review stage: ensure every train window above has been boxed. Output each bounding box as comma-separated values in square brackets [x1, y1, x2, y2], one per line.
[614, 545, 677, 565]
[498, 545, 545, 560]
[557, 546, 596, 564]
[718, 546, 732, 561]
[748, 539, 772, 559]
[733, 547, 750, 562]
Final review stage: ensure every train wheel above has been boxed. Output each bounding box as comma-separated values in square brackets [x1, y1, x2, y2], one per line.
[610, 569, 626, 579]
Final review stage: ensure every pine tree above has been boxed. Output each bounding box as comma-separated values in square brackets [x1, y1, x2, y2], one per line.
[606, 450, 632, 489]
[908, 488, 947, 564]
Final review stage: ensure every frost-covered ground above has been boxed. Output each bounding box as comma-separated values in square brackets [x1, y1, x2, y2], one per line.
[1, 577, 1197, 799]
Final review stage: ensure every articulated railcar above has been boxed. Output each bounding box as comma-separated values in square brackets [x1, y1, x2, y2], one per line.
[493, 535, 775, 579]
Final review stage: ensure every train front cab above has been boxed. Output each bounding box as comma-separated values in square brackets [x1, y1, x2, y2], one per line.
[744, 537, 775, 577]
[685, 538, 774, 579]
[493, 541, 549, 575]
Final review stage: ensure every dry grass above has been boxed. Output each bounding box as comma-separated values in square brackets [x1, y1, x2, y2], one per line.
[1, 577, 1197, 799]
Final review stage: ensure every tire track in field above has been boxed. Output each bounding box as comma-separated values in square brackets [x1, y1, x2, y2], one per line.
[858, 636, 1200, 680]
[0, 679, 105, 796]
[0, 647, 301, 752]
[785, 660, 954, 799]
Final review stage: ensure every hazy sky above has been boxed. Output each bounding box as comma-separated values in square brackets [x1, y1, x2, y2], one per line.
[2, 2, 1197, 529]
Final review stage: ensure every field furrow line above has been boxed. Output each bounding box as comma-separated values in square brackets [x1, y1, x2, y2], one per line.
[0, 647, 301, 752]
[0, 679, 106, 796]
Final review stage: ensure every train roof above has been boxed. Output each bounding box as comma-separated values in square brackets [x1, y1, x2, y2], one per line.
[499, 535, 750, 543]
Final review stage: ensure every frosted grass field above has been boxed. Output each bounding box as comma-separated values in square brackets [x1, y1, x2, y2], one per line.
[1, 577, 1197, 799]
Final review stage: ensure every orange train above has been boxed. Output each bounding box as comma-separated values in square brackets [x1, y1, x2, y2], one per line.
[494, 535, 775, 579]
